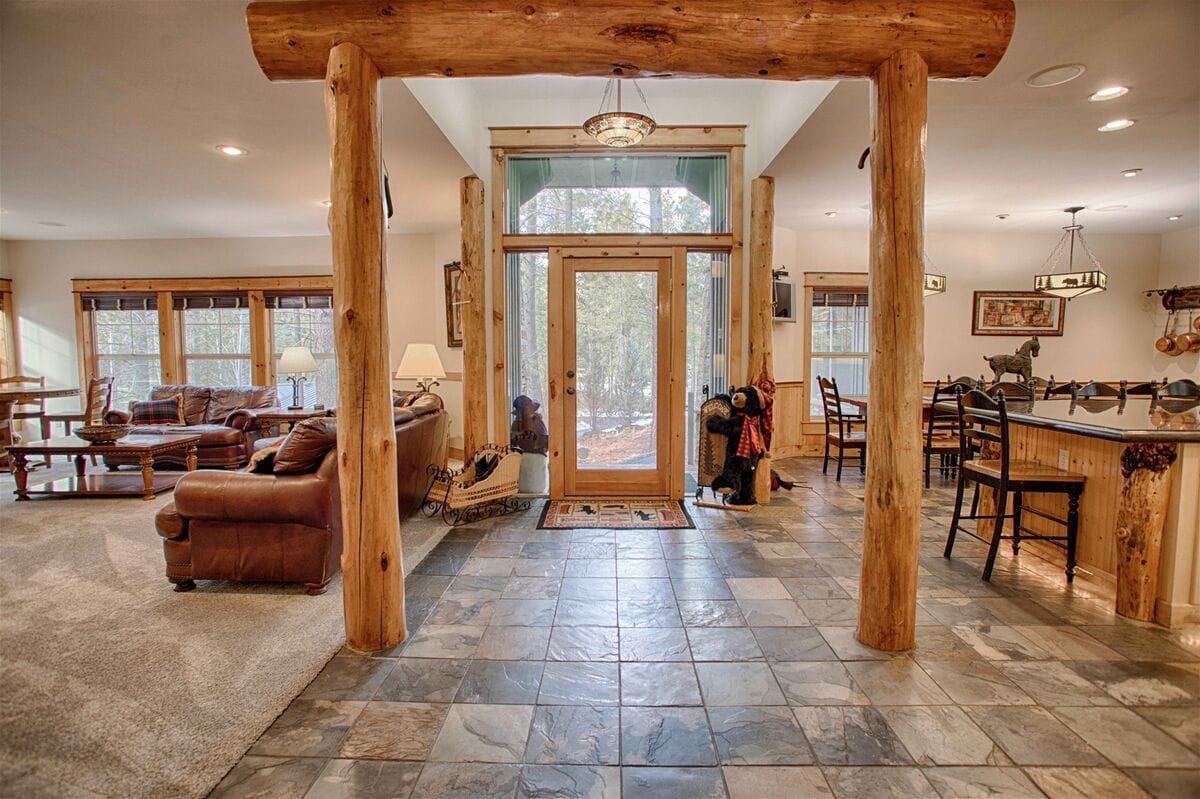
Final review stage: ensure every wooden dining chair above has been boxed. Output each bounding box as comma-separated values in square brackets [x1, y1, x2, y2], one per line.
[40, 376, 114, 465]
[1163, 378, 1200, 398]
[923, 380, 966, 488]
[1043, 378, 1079, 400]
[945, 389, 1086, 583]
[1124, 379, 1162, 397]
[818, 376, 866, 481]
[0, 375, 47, 426]
[985, 381, 1034, 401]
[1075, 381, 1121, 400]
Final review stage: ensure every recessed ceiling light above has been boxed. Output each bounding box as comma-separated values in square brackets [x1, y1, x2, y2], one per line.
[1120, 168, 1142, 178]
[996, 214, 1010, 220]
[1095, 205, 1127, 212]
[1025, 63, 1087, 88]
[216, 144, 248, 156]
[1098, 118, 1135, 132]
[824, 211, 838, 218]
[1167, 215, 1182, 221]
[320, 200, 332, 207]
[1089, 85, 1129, 102]
[37, 221, 67, 227]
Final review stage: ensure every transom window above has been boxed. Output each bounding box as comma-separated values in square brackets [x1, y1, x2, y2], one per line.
[506, 153, 729, 235]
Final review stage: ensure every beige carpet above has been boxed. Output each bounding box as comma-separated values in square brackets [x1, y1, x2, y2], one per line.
[0, 463, 447, 799]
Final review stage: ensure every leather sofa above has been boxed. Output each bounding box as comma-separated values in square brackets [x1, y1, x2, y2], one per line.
[105, 384, 278, 469]
[154, 394, 448, 594]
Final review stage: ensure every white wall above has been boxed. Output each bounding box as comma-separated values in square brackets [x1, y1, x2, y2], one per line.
[772, 226, 1192, 384]
[2, 232, 466, 445]
[1154, 225, 1200, 380]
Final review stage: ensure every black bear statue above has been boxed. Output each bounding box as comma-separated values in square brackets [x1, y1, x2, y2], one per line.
[704, 385, 768, 505]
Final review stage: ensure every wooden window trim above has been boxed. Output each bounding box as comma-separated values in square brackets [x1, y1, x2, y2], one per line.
[0, 278, 14, 378]
[488, 126, 745, 442]
[801, 272, 869, 424]
[73, 275, 331, 392]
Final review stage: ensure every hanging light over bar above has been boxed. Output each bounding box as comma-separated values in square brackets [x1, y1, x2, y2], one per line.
[923, 253, 946, 296]
[1034, 206, 1108, 299]
[583, 79, 656, 148]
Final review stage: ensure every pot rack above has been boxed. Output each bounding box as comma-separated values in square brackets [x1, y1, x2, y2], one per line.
[1145, 285, 1200, 311]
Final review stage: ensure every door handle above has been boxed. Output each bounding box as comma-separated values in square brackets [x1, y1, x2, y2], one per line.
[566, 369, 576, 379]
[566, 387, 575, 395]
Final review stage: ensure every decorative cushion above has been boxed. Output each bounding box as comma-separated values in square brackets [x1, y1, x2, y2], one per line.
[151, 385, 210, 425]
[130, 394, 185, 426]
[393, 391, 421, 408]
[245, 440, 283, 473]
[273, 418, 338, 475]
[206, 386, 278, 424]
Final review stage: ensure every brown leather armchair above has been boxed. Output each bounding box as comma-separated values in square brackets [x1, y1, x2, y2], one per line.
[155, 395, 448, 594]
[105, 385, 278, 469]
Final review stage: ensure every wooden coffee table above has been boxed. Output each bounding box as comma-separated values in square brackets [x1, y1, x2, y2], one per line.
[6, 433, 201, 500]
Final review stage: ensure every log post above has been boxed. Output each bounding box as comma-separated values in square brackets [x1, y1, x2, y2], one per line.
[748, 176, 775, 504]
[1115, 443, 1178, 621]
[857, 50, 927, 652]
[460, 176, 488, 458]
[325, 42, 405, 652]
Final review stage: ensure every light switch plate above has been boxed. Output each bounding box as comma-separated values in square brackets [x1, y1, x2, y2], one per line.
[1058, 449, 1070, 471]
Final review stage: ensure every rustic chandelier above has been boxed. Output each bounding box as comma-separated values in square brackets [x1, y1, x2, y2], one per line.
[923, 254, 946, 297]
[583, 79, 656, 148]
[1034, 206, 1108, 299]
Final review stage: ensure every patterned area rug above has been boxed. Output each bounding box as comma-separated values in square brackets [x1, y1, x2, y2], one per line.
[538, 499, 695, 529]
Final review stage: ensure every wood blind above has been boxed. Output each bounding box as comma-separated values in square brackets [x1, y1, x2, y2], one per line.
[813, 289, 869, 307]
[79, 292, 158, 311]
[172, 292, 249, 310]
[263, 289, 333, 309]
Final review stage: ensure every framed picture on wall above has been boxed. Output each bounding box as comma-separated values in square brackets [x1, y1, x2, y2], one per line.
[971, 291, 1065, 336]
[444, 261, 464, 348]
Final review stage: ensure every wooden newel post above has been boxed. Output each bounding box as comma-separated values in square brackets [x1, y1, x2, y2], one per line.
[325, 42, 406, 652]
[460, 176, 488, 459]
[857, 50, 928, 652]
[748, 176, 776, 504]
[1115, 443, 1178, 621]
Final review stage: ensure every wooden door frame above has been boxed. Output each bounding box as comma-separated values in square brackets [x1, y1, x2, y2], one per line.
[548, 247, 686, 499]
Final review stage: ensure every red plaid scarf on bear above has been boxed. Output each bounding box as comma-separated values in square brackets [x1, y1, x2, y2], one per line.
[734, 378, 775, 458]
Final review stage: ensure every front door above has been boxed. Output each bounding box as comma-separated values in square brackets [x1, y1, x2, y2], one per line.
[548, 248, 681, 498]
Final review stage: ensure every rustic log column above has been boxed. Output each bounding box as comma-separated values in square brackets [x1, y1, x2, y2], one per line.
[748, 176, 775, 504]
[460, 176, 488, 458]
[857, 50, 928, 652]
[325, 42, 405, 652]
[1115, 443, 1178, 621]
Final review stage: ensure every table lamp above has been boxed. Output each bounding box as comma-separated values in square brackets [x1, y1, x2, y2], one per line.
[394, 343, 446, 393]
[278, 345, 318, 409]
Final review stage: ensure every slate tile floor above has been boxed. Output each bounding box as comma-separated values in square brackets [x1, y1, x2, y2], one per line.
[212, 457, 1200, 799]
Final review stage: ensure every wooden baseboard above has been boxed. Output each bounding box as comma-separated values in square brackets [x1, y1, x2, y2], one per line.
[1155, 597, 1200, 628]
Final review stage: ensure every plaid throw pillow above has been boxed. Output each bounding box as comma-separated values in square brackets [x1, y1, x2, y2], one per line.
[129, 394, 185, 426]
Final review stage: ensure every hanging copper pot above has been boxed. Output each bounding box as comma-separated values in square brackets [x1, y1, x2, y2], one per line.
[1177, 311, 1200, 353]
[1156, 310, 1180, 354]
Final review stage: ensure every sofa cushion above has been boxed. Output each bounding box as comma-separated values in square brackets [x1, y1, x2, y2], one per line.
[130, 395, 185, 426]
[206, 386, 279, 424]
[274, 418, 338, 475]
[152, 385, 210, 425]
[127, 423, 245, 447]
[408, 393, 444, 417]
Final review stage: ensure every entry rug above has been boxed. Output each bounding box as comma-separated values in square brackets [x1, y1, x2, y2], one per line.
[538, 499, 695, 529]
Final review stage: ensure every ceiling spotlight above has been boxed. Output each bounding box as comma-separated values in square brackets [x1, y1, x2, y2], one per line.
[996, 214, 1010, 220]
[1120, 168, 1142, 178]
[1098, 119, 1135, 132]
[1089, 86, 1128, 102]
[1168, 215, 1182, 221]
[824, 211, 838, 218]
[1025, 63, 1087, 88]
[216, 144, 248, 157]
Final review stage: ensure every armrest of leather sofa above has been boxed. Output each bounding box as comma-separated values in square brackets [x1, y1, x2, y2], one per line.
[105, 409, 131, 424]
[224, 408, 263, 431]
[172, 465, 336, 528]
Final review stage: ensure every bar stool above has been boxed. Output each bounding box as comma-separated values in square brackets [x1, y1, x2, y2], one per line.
[944, 389, 1086, 583]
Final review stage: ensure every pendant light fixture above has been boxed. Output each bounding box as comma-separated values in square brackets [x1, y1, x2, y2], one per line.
[583, 79, 656, 148]
[923, 253, 946, 297]
[1034, 206, 1108, 299]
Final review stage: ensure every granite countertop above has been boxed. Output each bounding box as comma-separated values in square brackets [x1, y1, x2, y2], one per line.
[932, 397, 1200, 443]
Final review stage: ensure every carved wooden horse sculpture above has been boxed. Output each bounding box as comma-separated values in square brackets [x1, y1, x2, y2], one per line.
[984, 336, 1040, 383]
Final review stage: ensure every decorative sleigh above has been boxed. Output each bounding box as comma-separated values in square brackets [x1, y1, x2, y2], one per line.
[695, 395, 733, 502]
[422, 444, 530, 525]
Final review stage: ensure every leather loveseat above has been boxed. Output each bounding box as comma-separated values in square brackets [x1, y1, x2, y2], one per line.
[154, 394, 448, 594]
[105, 384, 278, 469]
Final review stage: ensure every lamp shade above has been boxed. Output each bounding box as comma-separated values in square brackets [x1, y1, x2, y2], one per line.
[278, 345, 317, 374]
[394, 343, 446, 381]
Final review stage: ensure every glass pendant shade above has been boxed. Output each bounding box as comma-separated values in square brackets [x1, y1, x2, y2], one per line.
[1034, 207, 1108, 299]
[923, 273, 947, 296]
[583, 80, 656, 148]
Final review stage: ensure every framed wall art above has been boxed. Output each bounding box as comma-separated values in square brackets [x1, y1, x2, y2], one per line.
[443, 260, 464, 348]
[971, 291, 1065, 336]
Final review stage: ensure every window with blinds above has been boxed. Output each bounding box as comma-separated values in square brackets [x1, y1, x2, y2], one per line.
[270, 290, 337, 407]
[810, 289, 870, 415]
[82, 293, 163, 406]
[180, 293, 252, 386]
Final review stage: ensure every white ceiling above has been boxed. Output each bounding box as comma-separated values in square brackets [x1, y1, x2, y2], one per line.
[767, 0, 1200, 234]
[0, 0, 470, 240]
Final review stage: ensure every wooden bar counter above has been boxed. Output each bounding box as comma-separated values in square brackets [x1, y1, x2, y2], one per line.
[939, 397, 1200, 626]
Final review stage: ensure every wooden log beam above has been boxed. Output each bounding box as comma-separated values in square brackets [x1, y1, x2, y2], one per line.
[857, 49, 927, 652]
[1115, 443, 1178, 621]
[325, 42, 406, 653]
[748, 176, 775, 505]
[246, 0, 1015, 82]
[460, 176, 488, 458]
